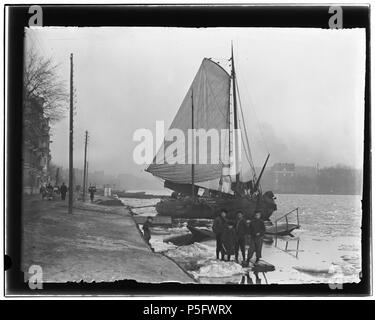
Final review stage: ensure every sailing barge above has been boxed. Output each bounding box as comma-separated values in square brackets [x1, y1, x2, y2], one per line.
[146, 47, 277, 221]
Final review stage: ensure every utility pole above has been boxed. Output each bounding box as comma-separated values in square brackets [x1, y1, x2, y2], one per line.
[86, 161, 89, 188]
[86, 161, 89, 193]
[82, 131, 88, 201]
[68, 53, 74, 214]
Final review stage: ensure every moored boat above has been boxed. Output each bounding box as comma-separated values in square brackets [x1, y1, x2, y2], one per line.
[146, 45, 277, 221]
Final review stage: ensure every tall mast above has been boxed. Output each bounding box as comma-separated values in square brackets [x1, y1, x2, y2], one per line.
[191, 90, 195, 200]
[231, 43, 240, 187]
[68, 53, 74, 214]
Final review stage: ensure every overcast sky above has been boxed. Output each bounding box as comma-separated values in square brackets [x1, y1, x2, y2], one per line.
[25, 27, 365, 177]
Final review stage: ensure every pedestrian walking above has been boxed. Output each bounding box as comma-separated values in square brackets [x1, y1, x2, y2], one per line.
[40, 184, 46, 200]
[212, 209, 227, 260]
[88, 185, 96, 202]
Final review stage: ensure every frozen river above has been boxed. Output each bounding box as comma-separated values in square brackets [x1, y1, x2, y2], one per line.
[120, 192, 362, 285]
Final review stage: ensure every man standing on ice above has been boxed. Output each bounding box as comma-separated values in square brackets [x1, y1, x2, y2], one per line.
[212, 209, 227, 260]
[222, 221, 237, 261]
[142, 216, 153, 247]
[234, 211, 247, 263]
[247, 211, 265, 264]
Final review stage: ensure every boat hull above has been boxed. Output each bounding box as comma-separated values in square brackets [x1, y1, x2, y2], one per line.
[155, 196, 276, 221]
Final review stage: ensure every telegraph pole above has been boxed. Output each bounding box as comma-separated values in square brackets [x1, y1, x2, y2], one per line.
[86, 161, 89, 190]
[68, 53, 74, 214]
[82, 131, 88, 201]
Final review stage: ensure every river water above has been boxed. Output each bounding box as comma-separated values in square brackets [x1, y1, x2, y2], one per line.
[120, 192, 362, 285]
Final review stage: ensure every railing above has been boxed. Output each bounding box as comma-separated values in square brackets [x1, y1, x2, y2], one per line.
[274, 207, 300, 239]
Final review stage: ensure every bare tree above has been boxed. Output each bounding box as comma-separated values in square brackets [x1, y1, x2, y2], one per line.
[23, 45, 68, 122]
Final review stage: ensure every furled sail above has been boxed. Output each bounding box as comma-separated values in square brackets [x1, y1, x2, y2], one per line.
[146, 58, 231, 184]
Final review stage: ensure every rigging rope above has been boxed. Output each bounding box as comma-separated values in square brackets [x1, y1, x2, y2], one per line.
[235, 79, 257, 179]
[235, 55, 270, 155]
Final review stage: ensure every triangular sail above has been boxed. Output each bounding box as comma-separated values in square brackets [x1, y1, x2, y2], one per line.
[146, 58, 231, 184]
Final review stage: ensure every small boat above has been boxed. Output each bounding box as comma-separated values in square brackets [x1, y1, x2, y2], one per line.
[188, 225, 214, 239]
[248, 260, 275, 273]
[163, 226, 213, 246]
[265, 223, 300, 236]
[187, 225, 292, 242]
[163, 233, 196, 246]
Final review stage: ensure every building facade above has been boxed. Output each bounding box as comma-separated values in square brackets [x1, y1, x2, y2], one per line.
[23, 95, 51, 194]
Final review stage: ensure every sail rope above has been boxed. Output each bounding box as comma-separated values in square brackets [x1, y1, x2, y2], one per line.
[235, 56, 270, 155]
[236, 73, 255, 175]
[230, 53, 257, 181]
[235, 79, 257, 179]
[236, 82, 254, 166]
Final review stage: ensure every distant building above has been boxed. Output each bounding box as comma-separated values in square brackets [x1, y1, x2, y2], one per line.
[295, 165, 319, 178]
[263, 162, 360, 195]
[90, 170, 105, 185]
[23, 95, 51, 194]
[271, 163, 295, 193]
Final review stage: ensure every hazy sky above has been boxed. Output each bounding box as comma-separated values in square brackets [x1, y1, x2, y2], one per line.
[25, 27, 365, 178]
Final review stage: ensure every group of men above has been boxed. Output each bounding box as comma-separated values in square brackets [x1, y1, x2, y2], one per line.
[40, 182, 68, 200]
[140, 209, 266, 265]
[213, 209, 265, 265]
[39, 182, 96, 202]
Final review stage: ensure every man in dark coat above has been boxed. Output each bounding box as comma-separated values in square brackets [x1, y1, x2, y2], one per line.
[88, 185, 96, 202]
[142, 216, 153, 246]
[40, 185, 46, 200]
[247, 211, 266, 263]
[234, 211, 247, 263]
[60, 182, 68, 200]
[212, 209, 227, 260]
[222, 221, 237, 261]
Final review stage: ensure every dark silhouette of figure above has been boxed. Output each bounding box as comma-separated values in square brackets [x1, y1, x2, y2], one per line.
[247, 211, 265, 263]
[40, 185, 46, 199]
[212, 209, 227, 260]
[88, 185, 96, 202]
[46, 183, 53, 200]
[142, 216, 153, 246]
[222, 221, 237, 261]
[60, 182, 68, 200]
[234, 211, 247, 263]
